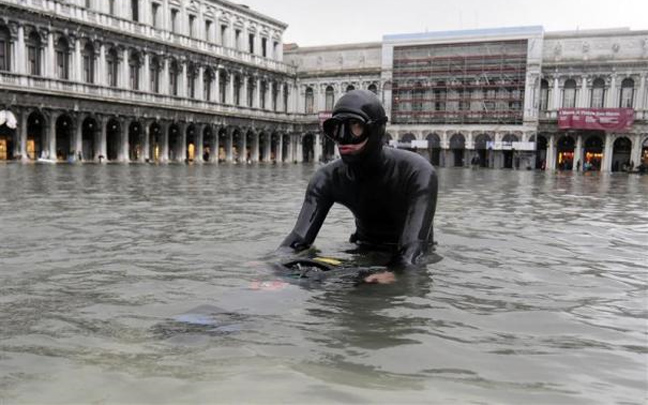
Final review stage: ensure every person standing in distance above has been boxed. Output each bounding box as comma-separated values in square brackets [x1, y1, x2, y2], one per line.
[279, 90, 438, 284]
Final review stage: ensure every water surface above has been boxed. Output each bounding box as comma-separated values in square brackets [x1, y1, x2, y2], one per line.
[0, 163, 646, 404]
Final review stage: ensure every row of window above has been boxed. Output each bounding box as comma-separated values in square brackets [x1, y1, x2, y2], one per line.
[82, 0, 280, 59]
[0, 27, 288, 111]
[303, 84, 378, 113]
[540, 78, 636, 109]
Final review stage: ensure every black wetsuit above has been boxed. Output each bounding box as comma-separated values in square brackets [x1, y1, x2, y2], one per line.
[280, 147, 438, 267]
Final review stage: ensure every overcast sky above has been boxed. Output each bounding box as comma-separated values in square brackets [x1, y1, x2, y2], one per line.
[237, 0, 648, 47]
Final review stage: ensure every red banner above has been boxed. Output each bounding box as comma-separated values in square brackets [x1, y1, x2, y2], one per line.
[558, 108, 634, 131]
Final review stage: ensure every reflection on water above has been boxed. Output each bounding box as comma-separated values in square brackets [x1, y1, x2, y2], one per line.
[0, 164, 646, 404]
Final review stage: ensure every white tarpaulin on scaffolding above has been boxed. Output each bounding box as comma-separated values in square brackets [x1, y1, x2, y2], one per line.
[0, 110, 18, 129]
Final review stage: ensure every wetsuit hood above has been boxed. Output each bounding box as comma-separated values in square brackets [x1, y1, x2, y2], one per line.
[331, 90, 387, 169]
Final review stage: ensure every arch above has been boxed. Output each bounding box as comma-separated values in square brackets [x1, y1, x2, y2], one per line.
[399, 133, 416, 150]
[473, 133, 491, 168]
[202, 125, 214, 162]
[0, 24, 11, 72]
[501, 133, 519, 169]
[611, 136, 632, 172]
[563, 79, 577, 108]
[583, 134, 604, 171]
[55, 36, 70, 80]
[0, 109, 16, 160]
[149, 121, 162, 162]
[149, 55, 161, 93]
[590, 77, 606, 108]
[345, 84, 355, 93]
[168, 123, 182, 161]
[426, 133, 441, 166]
[106, 118, 121, 161]
[82, 41, 95, 84]
[502, 133, 519, 143]
[368, 83, 377, 94]
[169, 59, 180, 96]
[620, 78, 635, 108]
[106, 47, 119, 87]
[535, 134, 548, 170]
[26, 30, 42, 76]
[540, 79, 549, 110]
[305, 86, 314, 113]
[449, 133, 465, 167]
[325, 85, 335, 111]
[302, 133, 315, 162]
[187, 64, 197, 99]
[27, 111, 46, 159]
[641, 137, 648, 170]
[129, 50, 141, 90]
[128, 121, 143, 161]
[556, 135, 575, 170]
[218, 127, 228, 161]
[203, 68, 214, 101]
[81, 116, 98, 161]
[186, 124, 196, 162]
[55, 114, 73, 161]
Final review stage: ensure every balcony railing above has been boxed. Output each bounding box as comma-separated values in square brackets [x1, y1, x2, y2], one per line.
[2, 0, 296, 75]
[0, 71, 296, 122]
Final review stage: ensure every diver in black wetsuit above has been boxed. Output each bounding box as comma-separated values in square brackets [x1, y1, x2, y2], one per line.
[280, 90, 438, 283]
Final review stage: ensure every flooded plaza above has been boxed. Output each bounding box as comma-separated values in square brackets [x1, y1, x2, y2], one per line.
[0, 163, 646, 404]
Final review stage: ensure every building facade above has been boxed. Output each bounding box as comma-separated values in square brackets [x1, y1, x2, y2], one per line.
[1, 1, 647, 171]
[0, 0, 308, 164]
[286, 27, 648, 172]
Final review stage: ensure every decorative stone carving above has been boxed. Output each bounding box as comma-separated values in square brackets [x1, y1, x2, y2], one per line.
[612, 43, 620, 53]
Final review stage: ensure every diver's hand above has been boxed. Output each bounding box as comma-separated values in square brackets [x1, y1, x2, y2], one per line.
[364, 271, 396, 284]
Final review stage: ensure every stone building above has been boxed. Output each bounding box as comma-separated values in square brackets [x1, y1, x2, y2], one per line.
[1, 0, 647, 172]
[286, 26, 648, 171]
[0, 0, 305, 164]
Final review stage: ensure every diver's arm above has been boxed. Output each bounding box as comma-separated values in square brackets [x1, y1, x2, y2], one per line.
[279, 171, 334, 252]
[393, 166, 438, 267]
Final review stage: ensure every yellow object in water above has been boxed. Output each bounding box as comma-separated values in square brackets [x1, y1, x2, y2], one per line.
[313, 257, 343, 266]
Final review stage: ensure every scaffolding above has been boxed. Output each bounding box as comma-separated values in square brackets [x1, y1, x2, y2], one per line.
[391, 40, 528, 125]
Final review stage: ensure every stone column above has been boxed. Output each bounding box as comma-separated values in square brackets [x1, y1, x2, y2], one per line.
[98, 43, 106, 86]
[74, 114, 83, 160]
[160, 121, 169, 163]
[225, 129, 233, 162]
[607, 75, 617, 108]
[254, 77, 261, 108]
[214, 67, 221, 103]
[161, 57, 170, 94]
[636, 74, 646, 111]
[601, 134, 614, 172]
[19, 109, 28, 161]
[266, 81, 273, 111]
[121, 118, 130, 162]
[143, 121, 151, 162]
[227, 71, 234, 104]
[99, 116, 108, 162]
[314, 134, 322, 163]
[284, 135, 293, 162]
[573, 134, 583, 171]
[142, 53, 150, 93]
[197, 66, 204, 101]
[212, 125, 219, 163]
[296, 134, 303, 162]
[14, 26, 24, 74]
[121, 48, 130, 88]
[278, 83, 285, 113]
[179, 61, 187, 98]
[46, 31, 55, 79]
[74, 38, 82, 82]
[196, 124, 204, 163]
[630, 134, 643, 167]
[251, 132, 259, 162]
[179, 122, 187, 163]
[46, 111, 58, 160]
[546, 134, 556, 171]
[552, 77, 560, 109]
[240, 131, 247, 162]
[579, 78, 588, 108]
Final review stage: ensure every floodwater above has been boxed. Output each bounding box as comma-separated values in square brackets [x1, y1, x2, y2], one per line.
[0, 163, 646, 405]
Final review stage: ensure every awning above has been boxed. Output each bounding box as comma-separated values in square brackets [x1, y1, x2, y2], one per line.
[0, 110, 17, 129]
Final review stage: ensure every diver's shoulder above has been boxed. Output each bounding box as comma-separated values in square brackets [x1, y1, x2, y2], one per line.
[384, 147, 435, 171]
